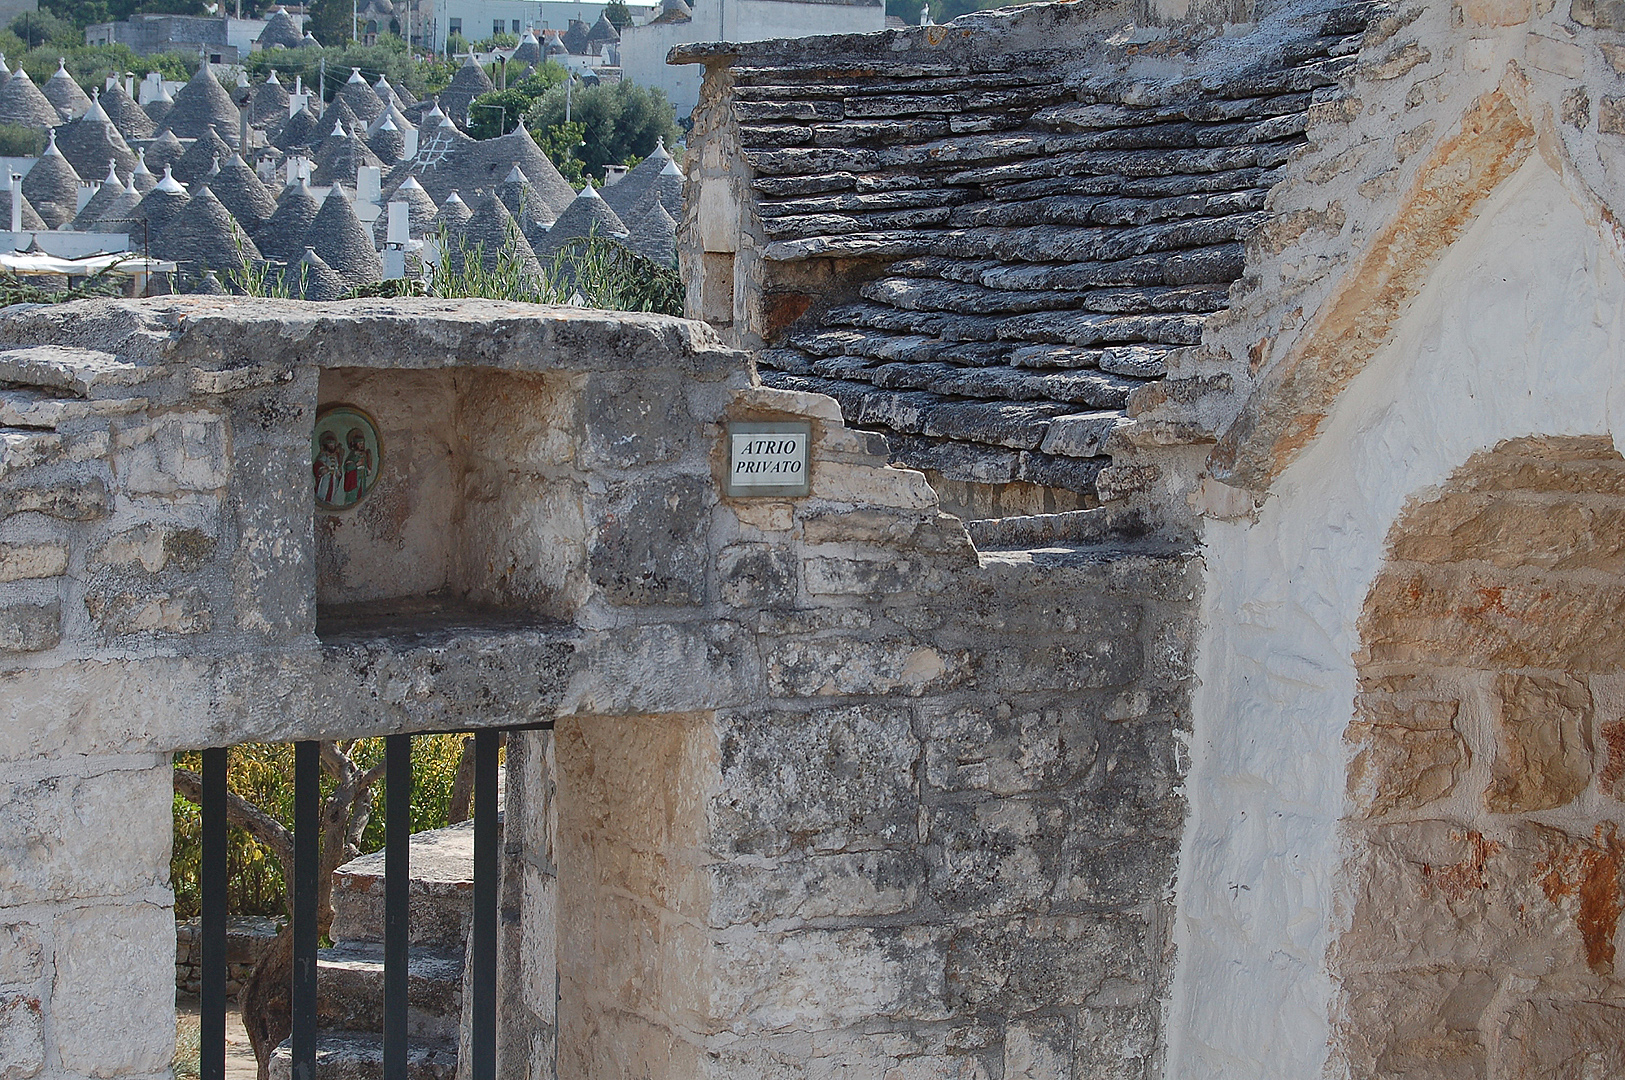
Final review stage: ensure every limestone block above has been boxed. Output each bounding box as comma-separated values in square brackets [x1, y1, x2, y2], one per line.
[0, 603, 59, 653]
[519, 864, 556, 1021]
[463, 370, 579, 471]
[1073, 1005, 1157, 1080]
[945, 914, 1148, 1013]
[0, 923, 43, 985]
[1526, 33, 1585, 78]
[1499, 999, 1625, 1078]
[0, 543, 66, 583]
[986, 635, 1144, 693]
[1358, 41, 1431, 81]
[714, 705, 918, 857]
[716, 543, 797, 609]
[925, 799, 1067, 915]
[115, 411, 229, 494]
[811, 461, 937, 511]
[731, 501, 794, 531]
[1347, 676, 1468, 817]
[1462, 0, 1529, 23]
[1488, 673, 1592, 813]
[920, 700, 1099, 797]
[52, 902, 174, 1076]
[802, 555, 928, 598]
[799, 508, 974, 561]
[1390, 491, 1625, 573]
[708, 925, 948, 1033]
[86, 587, 213, 637]
[1570, 0, 1625, 28]
[1562, 87, 1591, 130]
[1057, 837, 1179, 908]
[1601, 96, 1625, 137]
[91, 525, 213, 574]
[566, 621, 758, 714]
[1335, 968, 1491, 1079]
[587, 475, 711, 607]
[1601, 718, 1625, 800]
[0, 478, 110, 520]
[0, 768, 171, 905]
[762, 635, 958, 698]
[582, 370, 695, 469]
[0, 996, 43, 1080]
[709, 848, 925, 925]
[1003, 1017, 1070, 1080]
[1525, 823, 1625, 974]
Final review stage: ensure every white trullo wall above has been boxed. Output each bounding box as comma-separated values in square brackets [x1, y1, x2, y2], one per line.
[1164, 158, 1625, 1079]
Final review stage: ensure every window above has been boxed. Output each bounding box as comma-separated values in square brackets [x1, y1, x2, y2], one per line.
[512, 20, 520, 31]
[449, 17, 461, 33]
[494, 19, 503, 35]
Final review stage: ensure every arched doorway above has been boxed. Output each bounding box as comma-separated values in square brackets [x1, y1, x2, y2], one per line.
[1338, 435, 1625, 1078]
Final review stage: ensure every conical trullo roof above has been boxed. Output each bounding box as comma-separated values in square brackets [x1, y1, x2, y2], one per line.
[209, 153, 277, 233]
[144, 129, 186, 177]
[254, 176, 319, 260]
[305, 185, 382, 287]
[601, 136, 673, 221]
[129, 149, 157, 193]
[497, 163, 552, 227]
[257, 10, 305, 49]
[624, 199, 677, 265]
[366, 114, 405, 164]
[319, 96, 361, 138]
[164, 66, 241, 146]
[292, 247, 346, 301]
[339, 69, 383, 124]
[373, 173, 436, 245]
[21, 132, 82, 229]
[449, 190, 543, 277]
[88, 179, 140, 234]
[142, 80, 173, 127]
[72, 161, 128, 231]
[586, 12, 621, 47]
[536, 184, 628, 255]
[172, 125, 234, 187]
[251, 70, 291, 127]
[653, 157, 682, 217]
[192, 270, 229, 295]
[42, 59, 91, 119]
[273, 103, 321, 151]
[366, 99, 413, 138]
[0, 188, 47, 231]
[129, 165, 192, 238]
[99, 80, 155, 141]
[311, 127, 383, 186]
[562, 19, 590, 55]
[56, 93, 139, 180]
[511, 30, 543, 65]
[428, 190, 471, 235]
[152, 184, 260, 278]
[0, 66, 62, 129]
[371, 74, 403, 112]
[437, 56, 493, 126]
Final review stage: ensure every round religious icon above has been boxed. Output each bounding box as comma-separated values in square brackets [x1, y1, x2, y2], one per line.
[312, 404, 382, 511]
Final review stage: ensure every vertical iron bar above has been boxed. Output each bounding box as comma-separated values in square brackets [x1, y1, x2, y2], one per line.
[472, 730, 499, 1080]
[200, 747, 227, 1080]
[384, 734, 412, 1080]
[292, 741, 320, 1080]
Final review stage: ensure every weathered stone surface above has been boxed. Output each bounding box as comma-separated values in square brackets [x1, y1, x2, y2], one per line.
[710, 848, 925, 925]
[762, 634, 958, 698]
[0, 768, 171, 905]
[0, 924, 43, 985]
[1499, 999, 1625, 1078]
[1336, 968, 1492, 1079]
[582, 370, 696, 469]
[716, 543, 797, 608]
[0, 543, 66, 583]
[1487, 673, 1592, 813]
[588, 476, 711, 606]
[946, 914, 1149, 1013]
[1347, 674, 1467, 818]
[52, 902, 175, 1076]
[86, 587, 213, 637]
[0, 603, 59, 653]
[0, 996, 44, 1080]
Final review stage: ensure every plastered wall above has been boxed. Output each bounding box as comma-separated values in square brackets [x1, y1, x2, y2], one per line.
[1169, 160, 1625, 1078]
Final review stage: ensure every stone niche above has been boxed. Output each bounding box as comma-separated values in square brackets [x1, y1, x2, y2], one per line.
[314, 366, 583, 622]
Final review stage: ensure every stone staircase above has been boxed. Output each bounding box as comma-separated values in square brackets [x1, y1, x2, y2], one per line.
[269, 821, 477, 1080]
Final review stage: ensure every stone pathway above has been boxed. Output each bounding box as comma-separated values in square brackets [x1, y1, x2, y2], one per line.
[175, 997, 260, 1080]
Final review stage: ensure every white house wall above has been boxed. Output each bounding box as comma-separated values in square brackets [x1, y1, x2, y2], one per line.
[1167, 157, 1625, 1079]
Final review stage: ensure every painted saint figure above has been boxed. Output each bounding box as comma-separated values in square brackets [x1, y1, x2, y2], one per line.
[342, 427, 373, 505]
[314, 429, 343, 505]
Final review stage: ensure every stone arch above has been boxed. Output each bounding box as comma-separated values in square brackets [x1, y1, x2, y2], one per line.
[1334, 435, 1625, 1079]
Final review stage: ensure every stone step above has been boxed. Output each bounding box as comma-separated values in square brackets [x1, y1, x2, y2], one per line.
[964, 506, 1127, 549]
[330, 820, 482, 951]
[268, 1033, 456, 1080]
[316, 943, 464, 1039]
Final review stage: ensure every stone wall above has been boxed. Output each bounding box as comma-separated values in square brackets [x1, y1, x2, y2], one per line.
[1337, 436, 1625, 1079]
[0, 298, 1197, 1080]
[174, 917, 280, 999]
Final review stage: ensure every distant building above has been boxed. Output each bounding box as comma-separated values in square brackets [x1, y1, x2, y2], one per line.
[0, 0, 35, 31]
[620, 0, 885, 120]
[429, 0, 655, 52]
[84, 12, 307, 63]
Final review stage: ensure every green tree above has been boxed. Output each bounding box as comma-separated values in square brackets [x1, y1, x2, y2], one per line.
[524, 79, 679, 181]
[534, 119, 587, 186]
[243, 37, 433, 101]
[307, 0, 354, 46]
[0, 123, 42, 156]
[466, 63, 568, 138]
[603, 0, 634, 30]
[9, 11, 75, 49]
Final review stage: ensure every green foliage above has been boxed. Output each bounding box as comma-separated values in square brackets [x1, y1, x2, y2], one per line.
[40, 0, 214, 32]
[603, 1, 634, 30]
[243, 37, 432, 101]
[444, 31, 470, 57]
[477, 32, 518, 49]
[534, 119, 587, 187]
[7, 42, 197, 94]
[307, 0, 355, 47]
[466, 64, 567, 138]
[171, 736, 470, 919]
[524, 79, 679, 181]
[0, 265, 126, 307]
[0, 123, 43, 157]
[430, 228, 682, 315]
[9, 11, 76, 50]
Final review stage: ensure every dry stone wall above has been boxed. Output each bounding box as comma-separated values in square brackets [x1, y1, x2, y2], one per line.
[0, 298, 1196, 1080]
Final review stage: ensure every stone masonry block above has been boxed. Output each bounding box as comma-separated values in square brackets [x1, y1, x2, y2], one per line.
[1074, 1005, 1158, 1080]
[0, 768, 171, 906]
[1056, 836, 1179, 909]
[715, 704, 919, 857]
[115, 411, 230, 495]
[1571, 0, 1625, 28]
[588, 475, 711, 606]
[1461, 0, 1529, 23]
[926, 799, 1067, 916]
[1003, 1016, 1070, 1080]
[583, 370, 695, 469]
[946, 914, 1149, 1014]
[52, 902, 174, 1076]
[0, 603, 59, 653]
[0, 924, 43, 985]
[762, 635, 959, 698]
[0, 478, 109, 520]
[1499, 999, 1625, 1079]
[802, 555, 930, 598]
[0, 996, 43, 1080]
[0, 544, 66, 583]
[920, 700, 1100, 797]
[86, 587, 213, 637]
[717, 543, 797, 609]
[1335, 968, 1492, 1079]
[1488, 672, 1592, 813]
[709, 848, 925, 926]
[1600, 96, 1625, 136]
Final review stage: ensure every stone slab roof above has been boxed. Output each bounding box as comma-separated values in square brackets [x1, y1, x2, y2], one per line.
[676, 0, 1381, 500]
